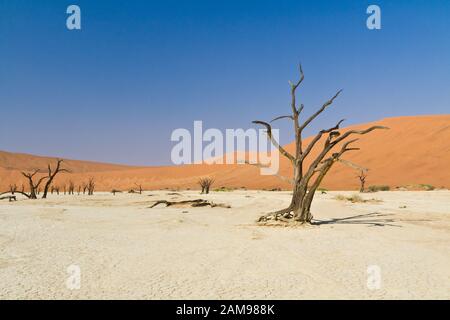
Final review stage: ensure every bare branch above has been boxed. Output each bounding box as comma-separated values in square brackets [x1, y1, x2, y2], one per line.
[287, 64, 305, 159]
[270, 115, 294, 123]
[300, 119, 345, 161]
[245, 161, 294, 185]
[299, 89, 343, 131]
[314, 139, 359, 173]
[339, 159, 369, 172]
[332, 126, 389, 145]
[252, 120, 295, 163]
[288, 63, 305, 91]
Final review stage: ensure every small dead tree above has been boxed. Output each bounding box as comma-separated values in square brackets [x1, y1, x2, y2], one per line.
[135, 183, 143, 194]
[63, 184, 67, 195]
[82, 183, 88, 195]
[357, 170, 368, 193]
[87, 177, 95, 195]
[198, 178, 214, 194]
[77, 185, 81, 195]
[21, 170, 48, 199]
[253, 64, 388, 224]
[111, 189, 122, 195]
[68, 180, 75, 195]
[337, 159, 369, 193]
[9, 184, 17, 195]
[42, 159, 69, 199]
[54, 186, 60, 195]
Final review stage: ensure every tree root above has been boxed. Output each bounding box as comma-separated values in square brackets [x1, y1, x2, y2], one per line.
[150, 199, 231, 209]
[257, 207, 313, 225]
[257, 206, 292, 222]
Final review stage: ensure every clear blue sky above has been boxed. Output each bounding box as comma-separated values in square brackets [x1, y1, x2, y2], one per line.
[1, 0, 449, 165]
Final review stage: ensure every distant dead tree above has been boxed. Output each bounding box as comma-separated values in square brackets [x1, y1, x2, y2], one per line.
[82, 183, 88, 195]
[68, 180, 75, 195]
[135, 183, 143, 194]
[198, 178, 214, 194]
[9, 184, 17, 195]
[63, 184, 67, 195]
[335, 159, 369, 193]
[252, 64, 388, 224]
[111, 189, 122, 195]
[77, 185, 81, 195]
[0, 184, 17, 200]
[51, 186, 55, 194]
[87, 177, 95, 195]
[54, 186, 60, 195]
[42, 160, 69, 199]
[357, 170, 368, 193]
[20, 169, 47, 199]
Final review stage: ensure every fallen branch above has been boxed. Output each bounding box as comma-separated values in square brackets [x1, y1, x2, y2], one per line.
[0, 196, 17, 202]
[149, 199, 230, 208]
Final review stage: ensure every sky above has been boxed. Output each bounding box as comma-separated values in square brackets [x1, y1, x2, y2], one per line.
[0, 0, 449, 165]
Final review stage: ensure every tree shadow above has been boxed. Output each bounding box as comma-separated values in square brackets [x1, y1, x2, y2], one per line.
[312, 212, 401, 228]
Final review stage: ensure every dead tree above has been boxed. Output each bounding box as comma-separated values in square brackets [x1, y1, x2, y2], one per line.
[253, 64, 388, 224]
[54, 186, 60, 195]
[82, 183, 88, 195]
[87, 178, 95, 195]
[42, 159, 69, 199]
[63, 184, 67, 195]
[198, 178, 214, 194]
[9, 184, 17, 195]
[68, 180, 75, 195]
[135, 183, 143, 194]
[20, 170, 48, 199]
[357, 170, 368, 193]
[335, 158, 369, 193]
[77, 185, 81, 195]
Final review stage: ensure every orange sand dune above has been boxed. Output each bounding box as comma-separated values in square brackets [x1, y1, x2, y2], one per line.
[1, 115, 449, 192]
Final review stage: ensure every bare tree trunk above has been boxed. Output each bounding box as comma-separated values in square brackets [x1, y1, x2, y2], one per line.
[21, 170, 47, 199]
[42, 160, 69, 199]
[87, 178, 95, 195]
[135, 183, 143, 194]
[358, 171, 367, 192]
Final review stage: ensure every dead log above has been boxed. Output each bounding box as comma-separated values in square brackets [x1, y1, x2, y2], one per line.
[149, 199, 230, 208]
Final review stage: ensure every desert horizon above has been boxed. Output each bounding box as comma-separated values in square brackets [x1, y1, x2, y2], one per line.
[1, 114, 450, 193]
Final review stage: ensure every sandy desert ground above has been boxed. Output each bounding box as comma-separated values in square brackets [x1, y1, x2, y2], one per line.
[0, 190, 449, 299]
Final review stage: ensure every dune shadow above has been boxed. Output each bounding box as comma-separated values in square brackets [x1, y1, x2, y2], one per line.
[313, 212, 401, 227]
